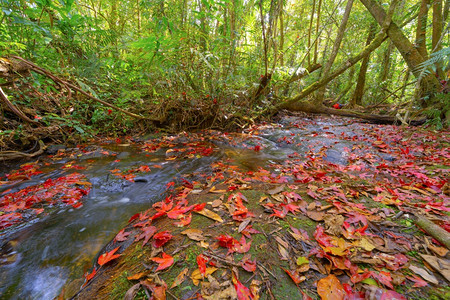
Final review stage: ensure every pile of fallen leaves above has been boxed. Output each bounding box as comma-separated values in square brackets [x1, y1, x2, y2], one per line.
[76, 116, 449, 299]
[0, 162, 91, 230]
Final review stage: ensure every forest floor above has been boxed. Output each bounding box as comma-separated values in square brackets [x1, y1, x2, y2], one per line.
[1, 113, 449, 299]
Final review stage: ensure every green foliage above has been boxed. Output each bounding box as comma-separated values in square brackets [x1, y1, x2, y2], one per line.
[424, 93, 450, 130]
[416, 47, 450, 82]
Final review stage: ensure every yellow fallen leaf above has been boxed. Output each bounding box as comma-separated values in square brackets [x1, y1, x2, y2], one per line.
[356, 237, 376, 251]
[195, 208, 223, 223]
[191, 267, 217, 286]
[209, 186, 227, 193]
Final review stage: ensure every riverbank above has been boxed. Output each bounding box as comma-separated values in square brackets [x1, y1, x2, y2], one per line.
[59, 115, 449, 299]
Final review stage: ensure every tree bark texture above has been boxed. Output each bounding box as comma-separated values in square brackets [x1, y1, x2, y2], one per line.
[350, 22, 376, 107]
[316, 0, 354, 103]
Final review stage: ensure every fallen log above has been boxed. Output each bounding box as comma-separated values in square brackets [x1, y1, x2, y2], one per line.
[413, 214, 450, 250]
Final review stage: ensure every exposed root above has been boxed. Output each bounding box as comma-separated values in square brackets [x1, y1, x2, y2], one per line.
[0, 140, 46, 161]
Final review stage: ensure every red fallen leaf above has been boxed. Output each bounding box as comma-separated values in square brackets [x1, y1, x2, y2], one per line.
[406, 275, 428, 287]
[253, 145, 261, 152]
[241, 225, 261, 238]
[84, 267, 97, 282]
[372, 271, 393, 289]
[166, 181, 175, 189]
[317, 274, 345, 300]
[234, 236, 251, 254]
[314, 225, 335, 247]
[152, 231, 173, 248]
[114, 229, 131, 242]
[136, 226, 157, 246]
[193, 203, 206, 211]
[270, 208, 287, 218]
[232, 273, 253, 300]
[241, 257, 257, 272]
[174, 212, 192, 227]
[216, 234, 239, 253]
[282, 268, 305, 285]
[342, 283, 365, 300]
[98, 247, 121, 266]
[197, 254, 208, 276]
[151, 252, 174, 271]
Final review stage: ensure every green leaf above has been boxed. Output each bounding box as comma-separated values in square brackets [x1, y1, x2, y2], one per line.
[296, 256, 309, 266]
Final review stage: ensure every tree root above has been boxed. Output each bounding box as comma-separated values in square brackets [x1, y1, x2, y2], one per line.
[0, 140, 46, 161]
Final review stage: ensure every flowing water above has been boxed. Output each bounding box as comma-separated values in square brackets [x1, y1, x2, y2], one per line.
[0, 116, 388, 299]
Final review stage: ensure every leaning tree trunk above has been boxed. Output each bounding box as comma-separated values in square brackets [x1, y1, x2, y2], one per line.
[359, 0, 441, 105]
[316, 0, 354, 104]
[349, 22, 376, 107]
[415, 0, 429, 59]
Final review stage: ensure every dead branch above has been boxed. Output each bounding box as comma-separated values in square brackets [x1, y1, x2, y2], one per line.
[10, 56, 157, 121]
[0, 87, 37, 123]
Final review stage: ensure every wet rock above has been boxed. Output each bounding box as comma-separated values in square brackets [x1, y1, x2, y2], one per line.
[45, 145, 66, 155]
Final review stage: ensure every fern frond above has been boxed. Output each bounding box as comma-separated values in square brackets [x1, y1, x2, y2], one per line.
[415, 47, 450, 81]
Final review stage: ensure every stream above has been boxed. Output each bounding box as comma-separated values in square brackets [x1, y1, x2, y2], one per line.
[0, 116, 391, 299]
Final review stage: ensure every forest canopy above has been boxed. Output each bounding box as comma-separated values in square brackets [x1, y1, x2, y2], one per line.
[0, 0, 449, 152]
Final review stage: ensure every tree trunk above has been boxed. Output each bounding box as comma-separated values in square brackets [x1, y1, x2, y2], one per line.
[337, 66, 355, 102]
[444, 0, 449, 23]
[432, 0, 445, 79]
[278, 27, 387, 111]
[359, 0, 441, 104]
[313, 0, 323, 65]
[416, 0, 429, 59]
[350, 22, 376, 107]
[307, 0, 316, 67]
[316, 0, 354, 103]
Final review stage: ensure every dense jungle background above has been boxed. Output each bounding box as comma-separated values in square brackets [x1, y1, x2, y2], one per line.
[0, 0, 449, 156]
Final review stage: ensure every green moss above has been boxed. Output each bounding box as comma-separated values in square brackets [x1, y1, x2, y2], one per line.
[109, 271, 132, 299]
[240, 189, 266, 210]
[184, 244, 202, 267]
[270, 266, 303, 299]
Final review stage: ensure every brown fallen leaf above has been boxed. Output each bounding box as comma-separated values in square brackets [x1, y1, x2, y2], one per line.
[127, 272, 147, 281]
[306, 210, 325, 221]
[195, 208, 223, 223]
[267, 185, 285, 195]
[420, 254, 450, 282]
[409, 265, 439, 285]
[427, 244, 448, 257]
[211, 199, 222, 208]
[181, 228, 206, 241]
[324, 214, 344, 236]
[171, 268, 188, 288]
[124, 283, 141, 300]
